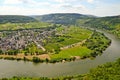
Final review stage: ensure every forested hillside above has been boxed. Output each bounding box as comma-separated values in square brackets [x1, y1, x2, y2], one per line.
[77, 15, 120, 38]
[80, 16, 120, 29]
[33, 13, 120, 38]
[33, 13, 95, 25]
[0, 15, 37, 23]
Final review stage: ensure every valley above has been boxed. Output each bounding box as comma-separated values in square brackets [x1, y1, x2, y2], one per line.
[0, 20, 111, 63]
[0, 0, 120, 79]
[0, 13, 119, 79]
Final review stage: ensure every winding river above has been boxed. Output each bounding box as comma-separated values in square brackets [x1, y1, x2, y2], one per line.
[0, 30, 120, 78]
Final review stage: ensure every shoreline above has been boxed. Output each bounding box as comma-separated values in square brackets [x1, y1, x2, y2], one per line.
[0, 53, 89, 63]
[0, 54, 51, 62]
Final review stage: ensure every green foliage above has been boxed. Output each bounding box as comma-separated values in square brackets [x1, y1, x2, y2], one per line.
[87, 58, 120, 80]
[0, 50, 3, 54]
[4, 57, 16, 60]
[50, 46, 91, 60]
[45, 26, 92, 53]
[83, 30, 111, 57]
[32, 57, 43, 63]
[7, 50, 19, 55]
[44, 43, 60, 54]
[77, 16, 120, 38]
[0, 76, 50, 80]
[24, 43, 44, 55]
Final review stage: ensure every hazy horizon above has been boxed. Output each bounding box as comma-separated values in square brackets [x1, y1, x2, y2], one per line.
[0, 0, 120, 17]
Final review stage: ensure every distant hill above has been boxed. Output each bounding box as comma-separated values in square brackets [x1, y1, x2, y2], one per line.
[0, 15, 37, 23]
[33, 13, 95, 25]
[81, 15, 120, 30]
[76, 15, 120, 38]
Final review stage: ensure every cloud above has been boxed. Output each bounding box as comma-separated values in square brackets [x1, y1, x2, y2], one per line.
[87, 0, 94, 3]
[59, 4, 89, 14]
[53, 0, 65, 3]
[0, 0, 90, 15]
[0, 3, 90, 15]
[3, 0, 37, 5]
[91, 3, 120, 16]
[51, 0, 79, 3]
[3, 0, 51, 8]
[4, 0, 22, 4]
[61, 4, 86, 9]
[0, 5, 46, 15]
[1, 0, 120, 16]
[52, 0, 95, 4]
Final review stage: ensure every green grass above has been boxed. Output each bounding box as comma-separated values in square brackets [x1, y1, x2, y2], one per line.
[49, 30, 111, 60]
[59, 27, 92, 46]
[50, 46, 92, 59]
[45, 26, 92, 51]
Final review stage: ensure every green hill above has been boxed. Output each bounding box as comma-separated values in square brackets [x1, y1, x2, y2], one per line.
[81, 16, 120, 30]
[0, 15, 37, 23]
[77, 15, 120, 38]
[33, 13, 95, 25]
[33, 13, 120, 38]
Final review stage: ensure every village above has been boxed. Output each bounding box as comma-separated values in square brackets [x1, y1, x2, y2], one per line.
[0, 27, 56, 53]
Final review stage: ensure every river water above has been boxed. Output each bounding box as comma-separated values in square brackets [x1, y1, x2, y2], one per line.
[0, 30, 120, 78]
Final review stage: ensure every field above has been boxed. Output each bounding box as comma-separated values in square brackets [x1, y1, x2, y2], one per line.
[50, 46, 91, 60]
[44, 26, 92, 53]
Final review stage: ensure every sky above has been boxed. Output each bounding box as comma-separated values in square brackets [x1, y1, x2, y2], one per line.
[0, 0, 120, 16]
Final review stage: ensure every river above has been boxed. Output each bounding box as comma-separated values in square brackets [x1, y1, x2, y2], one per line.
[0, 30, 120, 78]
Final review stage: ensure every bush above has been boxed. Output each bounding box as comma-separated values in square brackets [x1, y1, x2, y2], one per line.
[0, 57, 3, 59]
[45, 58, 49, 63]
[16, 58, 22, 61]
[32, 57, 43, 63]
[4, 57, 16, 60]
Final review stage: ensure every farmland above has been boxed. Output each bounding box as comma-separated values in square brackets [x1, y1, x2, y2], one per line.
[0, 22, 111, 63]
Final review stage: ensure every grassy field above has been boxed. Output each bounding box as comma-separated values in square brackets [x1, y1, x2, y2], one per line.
[50, 46, 91, 60]
[44, 26, 92, 53]
[49, 29, 111, 61]
[44, 26, 93, 60]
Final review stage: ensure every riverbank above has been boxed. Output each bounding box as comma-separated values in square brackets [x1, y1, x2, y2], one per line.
[0, 54, 50, 62]
[0, 52, 86, 63]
